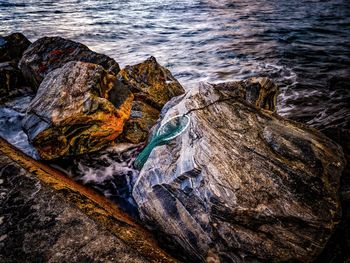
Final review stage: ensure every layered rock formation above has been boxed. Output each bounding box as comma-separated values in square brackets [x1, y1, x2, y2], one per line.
[19, 36, 120, 89]
[118, 56, 185, 144]
[133, 78, 346, 262]
[22, 61, 133, 160]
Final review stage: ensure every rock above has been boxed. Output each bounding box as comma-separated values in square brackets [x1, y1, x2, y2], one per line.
[132, 80, 346, 262]
[118, 56, 184, 110]
[118, 56, 185, 144]
[0, 32, 31, 63]
[19, 36, 120, 89]
[0, 33, 32, 103]
[0, 138, 178, 263]
[22, 61, 133, 160]
[212, 77, 278, 112]
[0, 61, 23, 100]
[119, 100, 161, 144]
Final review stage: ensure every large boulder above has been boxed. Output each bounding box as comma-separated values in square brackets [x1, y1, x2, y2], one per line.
[118, 56, 185, 144]
[22, 61, 133, 160]
[19, 36, 120, 89]
[133, 79, 346, 262]
[0, 32, 31, 63]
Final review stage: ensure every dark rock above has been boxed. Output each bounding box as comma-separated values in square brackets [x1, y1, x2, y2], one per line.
[118, 56, 185, 144]
[22, 61, 133, 160]
[19, 36, 120, 89]
[0, 154, 146, 263]
[0, 62, 23, 100]
[133, 80, 346, 262]
[0, 32, 31, 63]
[0, 138, 178, 263]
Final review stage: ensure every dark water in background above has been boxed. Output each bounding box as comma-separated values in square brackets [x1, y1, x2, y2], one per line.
[0, 0, 350, 215]
[1, 0, 349, 122]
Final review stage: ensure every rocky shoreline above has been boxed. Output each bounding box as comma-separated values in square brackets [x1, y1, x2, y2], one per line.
[0, 32, 349, 262]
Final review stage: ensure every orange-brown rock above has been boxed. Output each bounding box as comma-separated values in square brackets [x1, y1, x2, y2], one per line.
[22, 61, 133, 160]
[118, 56, 184, 110]
[118, 100, 160, 144]
[118, 56, 185, 144]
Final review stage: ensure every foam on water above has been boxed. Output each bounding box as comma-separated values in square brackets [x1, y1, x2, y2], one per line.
[0, 96, 38, 159]
[52, 143, 143, 217]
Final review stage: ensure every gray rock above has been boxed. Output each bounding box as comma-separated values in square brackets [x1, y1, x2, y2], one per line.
[19, 36, 120, 89]
[133, 79, 346, 262]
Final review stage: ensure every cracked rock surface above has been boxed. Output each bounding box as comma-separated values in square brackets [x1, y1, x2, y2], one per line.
[133, 78, 346, 262]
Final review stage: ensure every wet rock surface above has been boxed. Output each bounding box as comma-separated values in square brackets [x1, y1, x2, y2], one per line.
[22, 61, 133, 160]
[53, 143, 142, 218]
[0, 138, 180, 263]
[0, 33, 31, 63]
[133, 79, 346, 262]
[19, 36, 120, 89]
[118, 57, 185, 144]
[0, 154, 148, 263]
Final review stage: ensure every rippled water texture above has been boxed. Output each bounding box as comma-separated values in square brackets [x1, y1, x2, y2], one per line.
[1, 0, 349, 125]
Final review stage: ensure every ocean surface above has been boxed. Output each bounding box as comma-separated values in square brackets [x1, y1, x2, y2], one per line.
[0, 0, 349, 214]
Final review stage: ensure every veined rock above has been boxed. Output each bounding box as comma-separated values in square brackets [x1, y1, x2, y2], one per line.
[22, 61, 133, 160]
[133, 78, 346, 262]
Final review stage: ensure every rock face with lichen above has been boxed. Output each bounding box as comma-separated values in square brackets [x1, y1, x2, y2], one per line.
[19, 36, 120, 89]
[22, 61, 133, 160]
[118, 56, 185, 144]
[133, 78, 346, 262]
